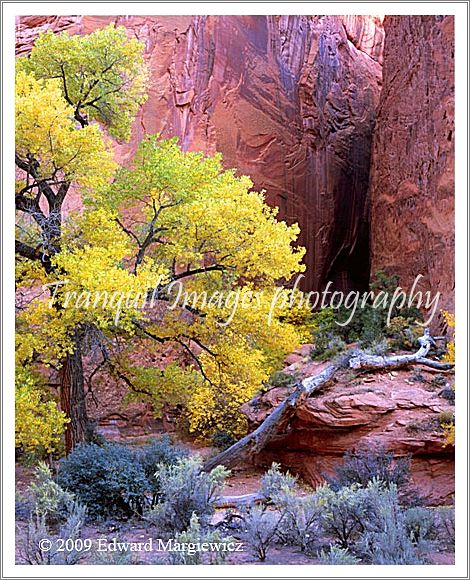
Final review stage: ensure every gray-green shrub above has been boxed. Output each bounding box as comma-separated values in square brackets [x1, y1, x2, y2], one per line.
[57, 443, 149, 519]
[28, 462, 75, 524]
[268, 371, 298, 388]
[357, 483, 422, 564]
[146, 456, 229, 534]
[89, 544, 139, 565]
[19, 501, 87, 565]
[134, 435, 187, 507]
[15, 491, 32, 521]
[57, 437, 185, 519]
[260, 462, 297, 503]
[404, 507, 436, 548]
[435, 506, 455, 548]
[327, 448, 411, 491]
[316, 483, 372, 549]
[242, 505, 284, 561]
[276, 493, 321, 553]
[164, 513, 234, 565]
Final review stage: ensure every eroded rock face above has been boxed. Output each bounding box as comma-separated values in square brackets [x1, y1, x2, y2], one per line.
[242, 353, 454, 504]
[16, 14, 383, 292]
[369, 16, 455, 317]
[341, 15, 385, 63]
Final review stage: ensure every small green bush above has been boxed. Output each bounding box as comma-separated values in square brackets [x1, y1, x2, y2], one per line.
[439, 387, 455, 404]
[316, 483, 372, 549]
[318, 336, 347, 361]
[210, 430, 238, 451]
[308, 273, 423, 357]
[310, 307, 347, 361]
[409, 369, 426, 383]
[268, 371, 298, 389]
[356, 306, 386, 347]
[431, 374, 447, 388]
[146, 456, 229, 534]
[28, 462, 75, 524]
[364, 339, 390, 356]
[57, 443, 148, 519]
[318, 545, 360, 564]
[438, 410, 455, 426]
[310, 307, 345, 360]
[406, 418, 438, 434]
[335, 271, 422, 348]
[386, 316, 421, 351]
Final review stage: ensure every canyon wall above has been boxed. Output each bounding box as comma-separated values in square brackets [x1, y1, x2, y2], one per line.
[369, 16, 455, 316]
[16, 14, 383, 292]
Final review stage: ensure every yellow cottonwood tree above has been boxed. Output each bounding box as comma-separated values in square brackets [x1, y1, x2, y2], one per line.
[15, 24, 148, 452]
[75, 136, 308, 438]
[17, 24, 148, 141]
[16, 25, 308, 453]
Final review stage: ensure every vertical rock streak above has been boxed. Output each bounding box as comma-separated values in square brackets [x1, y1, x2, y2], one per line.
[369, 16, 454, 316]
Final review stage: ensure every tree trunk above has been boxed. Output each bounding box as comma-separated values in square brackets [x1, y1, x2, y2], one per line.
[59, 333, 90, 453]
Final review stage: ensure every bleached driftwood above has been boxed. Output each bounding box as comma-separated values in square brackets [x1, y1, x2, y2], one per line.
[213, 492, 265, 508]
[203, 364, 338, 471]
[349, 329, 452, 371]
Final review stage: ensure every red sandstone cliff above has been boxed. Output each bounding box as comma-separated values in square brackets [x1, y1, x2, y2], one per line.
[368, 16, 455, 316]
[16, 14, 383, 293]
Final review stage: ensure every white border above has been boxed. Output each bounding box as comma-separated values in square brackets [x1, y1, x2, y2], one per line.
[5, 1, 470, 16]
[2, 2, 468, 578]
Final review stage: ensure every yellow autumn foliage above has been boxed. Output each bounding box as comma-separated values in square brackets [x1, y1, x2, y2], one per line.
[15, 368, 68, 454]
[15, 71, 116, 188]
[17, 24, 148, 141]
[441, 310, 455, 447]
[441, 309, 455, 364]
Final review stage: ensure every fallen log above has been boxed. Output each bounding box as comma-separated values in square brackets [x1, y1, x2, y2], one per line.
[415, 358, 454, 371]
[203, 364, 339, 472]
[213, 492, 265, 508]
[349, 329, 453, 371]
[203, 329, 454, 472]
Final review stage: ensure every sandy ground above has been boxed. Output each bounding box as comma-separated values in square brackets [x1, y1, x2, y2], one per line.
[15, 462, 454, 566]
